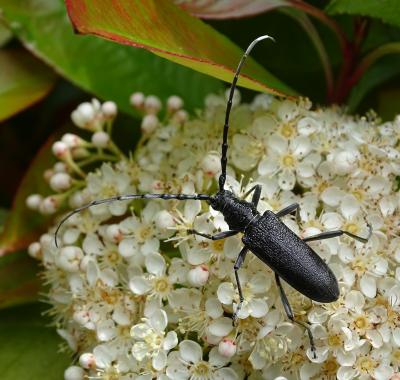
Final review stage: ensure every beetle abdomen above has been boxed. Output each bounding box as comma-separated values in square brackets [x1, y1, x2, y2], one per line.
[242, 211, 339, 303]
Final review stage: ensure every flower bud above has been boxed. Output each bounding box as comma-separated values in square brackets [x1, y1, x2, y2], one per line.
[141, 114, 159, 134]
[43, 169, 54, 183]
[91, 131, 110, 148]
[40, 233, 53, 247]
[26, 194, 43, 210]
[62, 133, 84, 148]
[28, 242, 42, 259]
[64, 366, 85, 380]
[71, 147, 90, 160]
[71, 102, 96, 128]
[101, 101, 117, 118]
[52, 141, 69, 159]
[201, 153, 221, 177]
[50, 172, 72, 192]
[167, 95, 183, 112]
[68, 191, 86, 209]
[144, 95, 161, 114]
[73, 310, 90, 326]
[105, 224, 123, 243]
[218, 338, 237, 357]
[172, 109, 188, 124]
[188, 265, 209, 287]
[39, 196, 60, 214]
[130, 92, 145, 108]
[54, 162, 67, 173]
[57, 246, 84, 272]
[79, 353, 96, 369]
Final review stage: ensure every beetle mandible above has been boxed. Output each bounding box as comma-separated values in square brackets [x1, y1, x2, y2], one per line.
[55, 35, 372, 357]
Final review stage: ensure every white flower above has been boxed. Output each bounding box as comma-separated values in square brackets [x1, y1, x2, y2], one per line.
[258, 133, 313, 190]
[86, 163, 134, 216]
[166, 340, 238, 380]
[28, 93, 400, 379]
[131, 309, 177, 370]
[217, 270, 270, 319]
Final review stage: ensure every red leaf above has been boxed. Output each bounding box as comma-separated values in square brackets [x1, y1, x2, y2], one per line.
[0, 134, 56, 256]
[65, 0, 296, 97]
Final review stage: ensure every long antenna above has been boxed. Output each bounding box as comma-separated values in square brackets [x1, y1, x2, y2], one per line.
[218, 35, 275, 191]
[54, 193, 209, 247]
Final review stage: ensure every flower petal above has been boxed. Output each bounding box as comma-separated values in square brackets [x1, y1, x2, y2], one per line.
[179, 340, 202, 364]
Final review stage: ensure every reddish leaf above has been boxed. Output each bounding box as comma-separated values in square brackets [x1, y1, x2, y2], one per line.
[0, 48, 56, 122]
[65, 0, 296, 97]
[0, 135, 55, 256]
[176, 0, 288, 19]
[0, 252, 40, 309]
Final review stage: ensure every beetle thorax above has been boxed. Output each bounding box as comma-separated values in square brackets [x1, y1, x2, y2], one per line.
[209, 190, 258, 231]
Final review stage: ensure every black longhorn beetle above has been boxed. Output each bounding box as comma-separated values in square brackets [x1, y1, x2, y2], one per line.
[55, 35, 372, 357]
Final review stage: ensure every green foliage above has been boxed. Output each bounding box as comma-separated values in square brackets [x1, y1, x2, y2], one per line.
[0, 130, 55, 256]
[0, 251, 40, 309]
[0, 0, 222, 115]
[0, 304, 69, 380]
[327, 0, 400, 27]
[0, 48, 56, 122]
[0, 22, 12, 46]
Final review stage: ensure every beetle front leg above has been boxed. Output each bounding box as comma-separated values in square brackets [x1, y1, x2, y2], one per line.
[275, 202, 300, 224]
[275, 273, 317, 359]
[232, 246, 249, 322]
[188, 229, 239, 240]
[242, 184, 262, 208]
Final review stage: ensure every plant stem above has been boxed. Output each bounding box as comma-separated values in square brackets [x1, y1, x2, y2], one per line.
[329, 17, 370, 104]
[350, 42, 400, 88]
[289, 0, 348, 55]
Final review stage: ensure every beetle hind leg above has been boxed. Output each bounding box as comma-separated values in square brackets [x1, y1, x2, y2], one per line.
[303, 224, 372, 244]
[275, 273, 317, 359]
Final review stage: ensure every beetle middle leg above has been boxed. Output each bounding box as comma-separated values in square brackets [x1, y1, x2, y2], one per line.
[232, 246, 249, 321]
[275, 273, 317, 358]
[303, 224, 372, 243]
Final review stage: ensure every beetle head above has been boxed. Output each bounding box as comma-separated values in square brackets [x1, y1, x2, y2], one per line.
[208, 190, 233, 211]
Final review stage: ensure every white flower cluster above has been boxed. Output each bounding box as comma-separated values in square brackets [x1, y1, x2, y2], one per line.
[28, 91, 400, 380]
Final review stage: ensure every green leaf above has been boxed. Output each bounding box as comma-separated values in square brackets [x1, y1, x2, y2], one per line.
[326, 0, 400, 28]
[65, 0, 295, 97]
[0, 0, 222, 115]
[0, 48, 56, 122]
[0, 21, 12, 46]
[348, 55, 400, 111]
[0, 303, 70, 380]
[0, 132, 55, 256]
[0, 251, 40, 309]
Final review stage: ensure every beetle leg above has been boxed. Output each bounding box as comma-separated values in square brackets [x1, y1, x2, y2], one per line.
[275, 273, 317, 359]
[242, 184, 262, 207]
[232, 246, 249, 322]
[275, 202, 300, 224]
[188, 229, 239, 240]
[303, 224, 372, 244]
